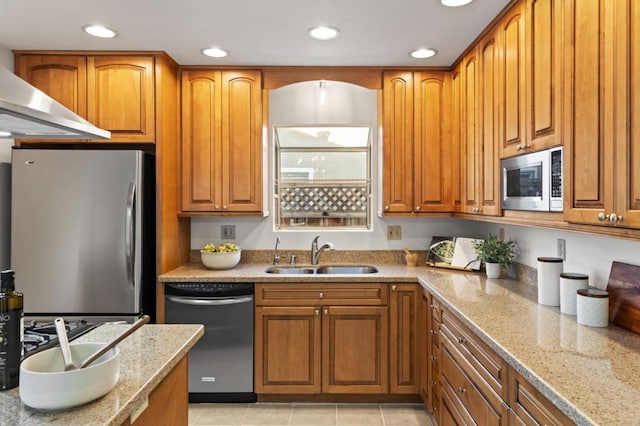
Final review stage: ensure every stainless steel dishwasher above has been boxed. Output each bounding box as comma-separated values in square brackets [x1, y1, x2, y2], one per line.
[164, 282, 255, 403]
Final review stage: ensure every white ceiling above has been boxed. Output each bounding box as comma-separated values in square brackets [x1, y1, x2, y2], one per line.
[0, 0, 511, 67]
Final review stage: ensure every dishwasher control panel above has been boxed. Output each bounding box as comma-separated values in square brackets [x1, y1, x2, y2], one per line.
[165, 282, 254, 297]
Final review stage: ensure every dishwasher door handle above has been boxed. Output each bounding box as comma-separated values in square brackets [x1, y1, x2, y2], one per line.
[166, 295, 253, 306]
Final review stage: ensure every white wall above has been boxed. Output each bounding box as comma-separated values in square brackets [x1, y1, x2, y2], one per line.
[467, 221, 640, 289]
[0, 44, 14, 162]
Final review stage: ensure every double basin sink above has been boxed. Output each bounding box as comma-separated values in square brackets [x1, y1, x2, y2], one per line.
[265, 265, 378, 275]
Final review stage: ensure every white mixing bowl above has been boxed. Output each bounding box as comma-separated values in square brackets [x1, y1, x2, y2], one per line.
[20, 342, 120, 410]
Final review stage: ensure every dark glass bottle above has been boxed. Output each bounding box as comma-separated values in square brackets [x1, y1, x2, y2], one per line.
[0, 270, 23, 390]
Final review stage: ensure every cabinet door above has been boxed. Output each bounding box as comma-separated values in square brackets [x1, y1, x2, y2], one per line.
[180, 70, 223, 211]
[419, 289, 430, 405]
[390, 284, 419, 394]
[382, 71, 414, 214]
[462, 51, 480, 214]
[322, 305, 388, 393]
[563, 0, 615, 225]
[523, 0, 563, 153]
[14, 55, 88, 145]
[15, 55, 87, 117]
[451, 65, 464, 212]
[499, 2, 526, 157]
[508, 367, 572, 426]
[414, 72, 452, 212]
[87, 56, 155, 143]
[221, 70, 263, 212]
[478, 31, 502, 216]
[614, 0, 640, 228]
[255, 306, 321, 394]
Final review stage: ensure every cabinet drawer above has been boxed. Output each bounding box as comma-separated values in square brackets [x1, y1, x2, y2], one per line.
[441, 309, 507, 399]
[508, 367, 573, 426]
[441, 332, 509, 426]
[255, 283, 388, 306]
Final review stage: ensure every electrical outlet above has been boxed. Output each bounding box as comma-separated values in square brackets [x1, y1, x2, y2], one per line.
[499, 228, 505, 241]
[221, 225, 236, 240]
[557, 238, 566, 260]
[387, 225, 401, 240]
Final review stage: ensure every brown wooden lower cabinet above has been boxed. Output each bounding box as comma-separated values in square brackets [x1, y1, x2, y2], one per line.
[508, 368, 573, 425]
[420, 291, 575, 426]
[122, 355, 189, 426]
[254, 283, 390, 395]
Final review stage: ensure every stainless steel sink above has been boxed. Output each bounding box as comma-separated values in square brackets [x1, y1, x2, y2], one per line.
[264, 265, 379, 275]
[315, 265, 379, 274]
[264, 266, 315, 274]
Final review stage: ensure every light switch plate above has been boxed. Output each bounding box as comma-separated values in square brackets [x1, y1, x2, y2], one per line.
[557, 238, 566, 260]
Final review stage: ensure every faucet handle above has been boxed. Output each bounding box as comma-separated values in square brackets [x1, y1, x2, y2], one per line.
[289, 254, 297, 265]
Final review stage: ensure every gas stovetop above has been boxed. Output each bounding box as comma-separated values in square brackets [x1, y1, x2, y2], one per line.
[22, 319, 100, 359]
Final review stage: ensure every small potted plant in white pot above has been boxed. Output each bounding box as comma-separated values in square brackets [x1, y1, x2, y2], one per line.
[472, 234, 516, 278]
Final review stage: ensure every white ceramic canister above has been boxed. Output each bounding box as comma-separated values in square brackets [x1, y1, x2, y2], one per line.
[577, 288, 609, 327]
[537, 257, 564, 306]
[560, 272, 589, 315]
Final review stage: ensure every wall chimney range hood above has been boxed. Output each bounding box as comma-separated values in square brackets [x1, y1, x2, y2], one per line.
[0, 66, 110, 139]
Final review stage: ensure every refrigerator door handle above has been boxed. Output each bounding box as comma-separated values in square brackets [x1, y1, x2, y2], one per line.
[125, 182, 136, 288]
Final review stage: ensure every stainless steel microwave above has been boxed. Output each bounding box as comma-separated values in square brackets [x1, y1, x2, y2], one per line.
[501, 147, 563, 212]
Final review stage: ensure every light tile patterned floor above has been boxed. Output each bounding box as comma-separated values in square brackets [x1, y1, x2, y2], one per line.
[188, 403, 434, 426]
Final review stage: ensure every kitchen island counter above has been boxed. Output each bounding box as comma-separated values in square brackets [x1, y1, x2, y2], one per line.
[160, 263, 640, 425]
[0, 323, 203, 426]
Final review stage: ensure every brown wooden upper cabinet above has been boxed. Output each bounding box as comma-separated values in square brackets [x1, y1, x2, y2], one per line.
[460, 41, 500, 217]
[500, 0, 562, 158]
[180, 69, 262, 215]
[15, 54, 155, 143]
[563, 0, 640, 229]
[382, 71, 451, 215]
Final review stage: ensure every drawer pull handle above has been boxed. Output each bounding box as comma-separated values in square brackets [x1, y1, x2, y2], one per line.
[458, 386, 466, 394]
[323, 308, 329, 315]
[319, 292, 324, 298]
[391, 285, 397, 291]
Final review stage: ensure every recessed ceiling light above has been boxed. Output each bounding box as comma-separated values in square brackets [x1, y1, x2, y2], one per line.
[410, 48, 438, 59]
[0, 131, 11, 138]
[308, 26, 340, 41]
[82, 25, 118, 39]
[201, 48, 228, 58]
[440, 0, 474, 7]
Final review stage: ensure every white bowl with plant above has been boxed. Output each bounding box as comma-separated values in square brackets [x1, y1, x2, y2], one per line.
[472, 234, 516, 278]
[200, 242, 241, 270]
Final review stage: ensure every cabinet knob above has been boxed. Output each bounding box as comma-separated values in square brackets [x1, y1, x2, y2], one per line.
[609, 213, 623, 224]
[597, 212, 609, 222]
[384, 205, 390, 211]
[391, 285, 397, 291]
[314, 309, 320, 316]
[458, 337, 466, 345]
[416, 206, 420, 211]
[222, 205, 228, 210]
[458, 386, 466, 394]
[430, 330, 437, 335]
[319, 292, 324, 298]
[214, 205, 220, 210]
[323, 308, 329, 315]
[431, 355, 437, 361]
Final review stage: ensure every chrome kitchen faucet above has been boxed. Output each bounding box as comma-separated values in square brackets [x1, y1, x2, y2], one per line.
[310, 236, 335, 265]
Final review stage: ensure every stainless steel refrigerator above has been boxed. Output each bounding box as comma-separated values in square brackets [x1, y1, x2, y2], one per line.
[10, 149, 155, 322]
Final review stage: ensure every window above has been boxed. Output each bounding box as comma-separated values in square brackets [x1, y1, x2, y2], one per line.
[274, 126, 372, 229]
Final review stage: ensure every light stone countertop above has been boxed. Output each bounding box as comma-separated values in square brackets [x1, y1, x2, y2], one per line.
[0, 323, 204, 426]
[160, 262, 640, 425]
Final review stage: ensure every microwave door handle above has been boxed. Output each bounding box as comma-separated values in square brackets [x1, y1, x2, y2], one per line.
[166, 296, 253, 306]
[125, 182, 136, 288]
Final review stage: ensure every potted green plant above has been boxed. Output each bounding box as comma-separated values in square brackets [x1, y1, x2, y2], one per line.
[472, 234, 516, 278]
